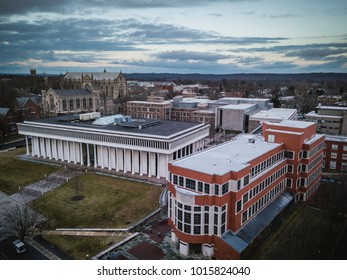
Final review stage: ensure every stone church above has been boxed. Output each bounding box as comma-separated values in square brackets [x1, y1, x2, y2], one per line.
[42, 70, 128, 117]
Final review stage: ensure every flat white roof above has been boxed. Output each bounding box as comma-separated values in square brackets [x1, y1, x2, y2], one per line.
[171, 134, 280, 175]
[250, 108, 297, 121]
[305, 111, 343, 119]
[266, 120, 315, 129]
[266, 128, 303, 136]
[220, 103, 256, 110]
[317, 105, 347, 111]
[127, 100, 172, 105]
[325, 135, 347, 142]
[219, 97, 269, 102]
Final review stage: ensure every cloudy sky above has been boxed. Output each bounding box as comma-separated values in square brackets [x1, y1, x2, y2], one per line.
[0, 0, 347, 74]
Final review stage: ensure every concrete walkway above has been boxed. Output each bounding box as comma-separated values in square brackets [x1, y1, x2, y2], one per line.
[9, 169, 82, 205]
[42, 230, 131, 238]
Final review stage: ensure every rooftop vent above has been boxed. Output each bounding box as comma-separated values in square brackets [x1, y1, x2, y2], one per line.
[248, 138, 256, 144]
[79, 112, 100, 121]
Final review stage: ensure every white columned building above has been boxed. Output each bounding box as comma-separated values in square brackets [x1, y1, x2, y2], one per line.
[18, 115, 209, 180]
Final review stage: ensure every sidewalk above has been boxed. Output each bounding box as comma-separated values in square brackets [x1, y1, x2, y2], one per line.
[9, 168, 82, 205]
[26, 237, 61, 260]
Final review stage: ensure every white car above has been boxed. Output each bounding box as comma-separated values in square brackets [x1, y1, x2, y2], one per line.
[12, 239, 26, 254]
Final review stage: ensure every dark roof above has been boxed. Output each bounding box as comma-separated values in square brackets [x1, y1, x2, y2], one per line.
[51, 89, 93, 97]
[0, 108, 9, 116]
[221, 191, 294, 254]
[27, 116, 206, 139]
[16, 96, 41, 107]
[64, 72, 121, 80]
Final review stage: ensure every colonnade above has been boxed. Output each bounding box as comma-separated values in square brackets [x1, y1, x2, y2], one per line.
[27, 136, 199, 179]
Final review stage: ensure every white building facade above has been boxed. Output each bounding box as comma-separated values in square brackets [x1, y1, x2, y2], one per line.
[18, 116, 209, 180]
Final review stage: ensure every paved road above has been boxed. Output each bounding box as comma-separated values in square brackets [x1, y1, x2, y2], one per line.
[0, 236, 48, 260]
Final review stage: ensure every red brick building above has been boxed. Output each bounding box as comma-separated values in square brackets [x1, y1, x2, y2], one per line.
[15, 96, 42, 120]
[0, 108, 18, 141]
[126, 96, 172, 120]
[323, 135, 347, 171]
[168, 120, 324, 259]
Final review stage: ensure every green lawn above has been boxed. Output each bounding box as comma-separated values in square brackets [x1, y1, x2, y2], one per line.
[30, 173, 163, 229]
[0, 147, 60, 194]
[30, 172, 163, 259]
[42, 235, 126, 260]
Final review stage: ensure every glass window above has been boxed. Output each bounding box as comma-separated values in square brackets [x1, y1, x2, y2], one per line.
[287, 165, 293, 173]
[194, 214, 201, 224]
[69, 99, 74, 109]
[284, 150, 294, 159]
[184, 212, 191, 223]
[184, 205, 191, 211]
[242, 211, 248, 223]
[204, 183, 210, 194]
[198, 181, 203, 192]
[236, 200, 242, 213]
[179, 176, 184, 187]
[62, 99, 67, 111]
[186, 178, 196, 190]
[222, 182, 229, 194]
[214, 184, 219, 195]
[184, 224, 191, 234]
[172, 175, 177, 185]
[243, 193, 249, 204]
[244, 175, 249, 186]
[204, 213, 209, 224]
[330, 161, 336, 169]
[194, 226, 201, 234]
[332, 144, 338, 150]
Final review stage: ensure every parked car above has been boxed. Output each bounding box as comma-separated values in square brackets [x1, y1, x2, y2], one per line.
[12, 239, 26, 254]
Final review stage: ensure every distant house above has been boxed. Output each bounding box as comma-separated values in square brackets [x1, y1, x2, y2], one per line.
[0, 108, 18, 141]
[15, 96, 42, 120]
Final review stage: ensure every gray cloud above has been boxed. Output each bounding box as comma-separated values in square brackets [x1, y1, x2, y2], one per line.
[234, 43, 347, 62]
[284, 48, 347, 60]
[0, 0, 251, 16]
[261, 13, 299, 19]
[156, 50, 229, 62]
[0, 1, 345, 74]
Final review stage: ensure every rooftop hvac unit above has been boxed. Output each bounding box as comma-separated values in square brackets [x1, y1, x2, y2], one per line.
[79, 112, 101, 121]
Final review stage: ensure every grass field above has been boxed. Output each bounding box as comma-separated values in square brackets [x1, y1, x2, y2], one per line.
[0, 147, 60, 195]
[31, 173, 163, 229]
[30, 172, 163, 259]
[42, 235, 127, 260]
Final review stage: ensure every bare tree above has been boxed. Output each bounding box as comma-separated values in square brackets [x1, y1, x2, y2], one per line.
[0, 205, 41, 241]
[72, 176, 84, 201]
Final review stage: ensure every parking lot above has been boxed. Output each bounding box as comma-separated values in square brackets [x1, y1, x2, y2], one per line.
[0, 236, 48, 260]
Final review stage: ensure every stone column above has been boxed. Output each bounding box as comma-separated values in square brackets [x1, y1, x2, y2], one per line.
[94, 145, 97, 168]
[25, 136, 30, 156]
[87, 143, 90, 167]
